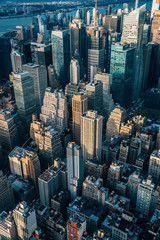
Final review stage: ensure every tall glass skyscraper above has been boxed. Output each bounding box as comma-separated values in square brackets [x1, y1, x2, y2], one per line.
[110, 43, 135, 107]
[51, 30, 70, 88]
[121, 5, 146, 101]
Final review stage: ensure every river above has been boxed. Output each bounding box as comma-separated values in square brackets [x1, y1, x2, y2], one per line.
[0, 0, 152, 34]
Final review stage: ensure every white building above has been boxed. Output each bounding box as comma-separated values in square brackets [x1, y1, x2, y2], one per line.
[81, 110, 103, 161]
[136, 176, 158, 218]
[70, 59, 80, 85]
[67, 142, 84, 201]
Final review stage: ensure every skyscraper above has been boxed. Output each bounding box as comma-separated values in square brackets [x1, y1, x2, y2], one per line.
[151, 10, 160, 43]
[47, 64, 60, 90]
[0, 211, 18, 240]
[34, 125, 62, 169]
[70, 59, 80, 85]
[151, 0, 160, 19]
[67, 142, 84, 201]
[0, 37, 12, 83]
[51, 30, 70, 87]
[148, 150, 160, 184]
[86, 9, 106, 81]
[121, 5, 146, 101]
[0, 109, 19, 153]
[0, 171, 15, 213]
[88, 49, 105, 81]
[110, 43, 135, 107]
[38, 158, 67, 206]
[22, 63, 47, 115]
[11, 50, 25, 72]
[9, 146, 41, 187]
[70, 10, 86, 62]
[86, 80, 103, 116]
[13, 201, 37, 240]
[13, 71, 36, 130]
[72, 93, 88, 145]
[136, 176, 158, 218]
[81, 110, 103, 161]
[40, 88, 68, 134]
[35, 45, 52, 67]
[94, 72, 114, 121]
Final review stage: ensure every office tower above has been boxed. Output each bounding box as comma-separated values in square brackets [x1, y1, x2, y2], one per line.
[0, 171, 15, 213]
[0, 110, 19, 153]
[9, 146, 41, 187]
[110, 43, 135, 107]
[128, 138, 141, 165]
[13, 71, 36, 130]
[86, 80, 103, 115]
[38, 158, 67, 206]
[148, 150, 160, 184]
[20, 42, 32, 63]
[70, 10, 86, 62]
[135, 132, 152, 154]
[51, 190, 70, 214]
[72, 93, 88, 145]
[141, 44, 152, 95]
[148, 43, 160, 88]
[34, 125, 62, 169]
[151, 0, 160, 19]
[121, 5, 146, 101]
[103, 15, 121, 33]
[94, 72, 114, 121]
[106, 106, 126, 142]
[82, 176, 108, 205]
[16, 26, 26, 41]
[35, 45, 52, 67]
[38, 15, 47, 34]
[81, 110, 103, 161]
[156, 128, 160, 149]
[40, 88, 68, 133]
[22, 63, 47, 115]
[106, 30, 121, 73]
[88, 49, 104, 81]
[107, 161, 123, 189]
[0, 211, 18, 240]
[86, 12, 106, 80]
[47, 65, 60, 90]
[67, 142, 84, 201]
[10, 50, 25, 72]
[136, 176, 158, 218]
[51, 30, 70, 87]
[126, 172, 141, 210]
[70, 59, 80, 85]
[118, 140, 129, 163]
[13, 201, 37, 240]
[67, 215, 86, 240]
[0, 37, 12, 82]
[151, 10, 160, 43]
[87, 11, 91, 25]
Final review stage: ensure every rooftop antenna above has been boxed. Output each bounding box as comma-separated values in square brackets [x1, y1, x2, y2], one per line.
[135, 0, 138, 9]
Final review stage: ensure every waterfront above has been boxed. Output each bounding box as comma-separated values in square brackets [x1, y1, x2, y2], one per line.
[0, 0, 152, 34]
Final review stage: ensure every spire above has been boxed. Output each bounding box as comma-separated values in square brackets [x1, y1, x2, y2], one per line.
[135, 0, 138, 9]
